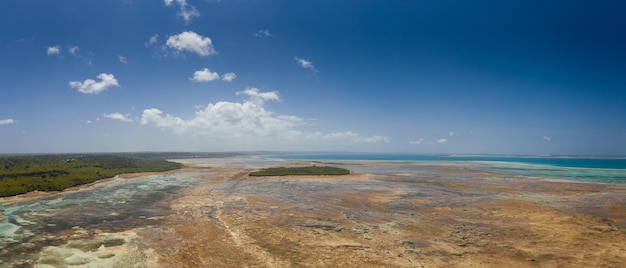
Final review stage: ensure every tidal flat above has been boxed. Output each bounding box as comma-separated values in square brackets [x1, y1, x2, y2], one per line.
[1, 156, 625, 267]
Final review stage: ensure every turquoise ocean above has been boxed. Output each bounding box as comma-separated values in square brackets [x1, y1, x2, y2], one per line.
[266, 153, 626, 183]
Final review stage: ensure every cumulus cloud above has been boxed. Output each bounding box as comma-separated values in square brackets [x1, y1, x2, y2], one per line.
[164, 0, 199, 24]
[141, 88, 388, 144]
[146, 34, 158, 47]
[191, 68, 220, 82]
[409, 139, 424, 145]
[190, 69, 236, 82]
[118, 55, 128, 64]
[437, 138, 447, 144]
[294, 57, 318, 72]
[141, 87, 298, 139]
[0, 118, 15, 126]
[47, 46, 60, 55]
[103, 113, 133, 122]
[69, 73, 120, 94]
[543, 136, 551, 142]
[222, 72, 236, 82]
[166, 31, 216, 56]
[449, 131, 454, 137]
[255, 29, 272, 37]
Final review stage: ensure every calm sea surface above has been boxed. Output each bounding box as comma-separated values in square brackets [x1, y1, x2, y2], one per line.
[266, 153, 626, 183]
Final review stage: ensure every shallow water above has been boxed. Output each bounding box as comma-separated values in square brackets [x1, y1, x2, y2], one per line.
[470, 161, 626, 183]
[0, 172, 204, 264]
[268, 154, 626, 169]
[267, 154, 626, 183]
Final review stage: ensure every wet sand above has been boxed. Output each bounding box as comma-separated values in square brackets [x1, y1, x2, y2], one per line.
[2, 158, 626, 267]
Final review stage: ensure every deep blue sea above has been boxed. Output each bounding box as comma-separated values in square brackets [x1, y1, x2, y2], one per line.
[266, 153, 626, 183]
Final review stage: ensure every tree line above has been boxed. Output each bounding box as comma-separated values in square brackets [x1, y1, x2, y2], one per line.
[249, 166, 350, 176]
[0, 153, 183, 197]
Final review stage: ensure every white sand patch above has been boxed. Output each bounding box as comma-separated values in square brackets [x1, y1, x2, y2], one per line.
[35, 230, 159, 268]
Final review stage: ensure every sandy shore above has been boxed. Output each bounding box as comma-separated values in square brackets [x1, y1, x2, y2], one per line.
[2, 158, 626, 267]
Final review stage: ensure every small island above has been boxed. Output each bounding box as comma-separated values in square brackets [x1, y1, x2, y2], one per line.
[249, 166, 350, 176]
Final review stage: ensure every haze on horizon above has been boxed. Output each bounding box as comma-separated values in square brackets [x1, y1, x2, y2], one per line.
[1, 1, 625, 155]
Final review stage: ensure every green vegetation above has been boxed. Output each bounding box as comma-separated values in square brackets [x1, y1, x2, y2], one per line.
[0, 153, 184, 197]
[249, 166, 350, 176]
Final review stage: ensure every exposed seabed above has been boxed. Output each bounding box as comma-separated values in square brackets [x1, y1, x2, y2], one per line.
[1, 157, 625, 267]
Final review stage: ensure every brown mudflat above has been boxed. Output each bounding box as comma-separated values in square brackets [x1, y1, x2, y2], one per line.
[13, 159, 626, 267]
[133, 161, 626, 267]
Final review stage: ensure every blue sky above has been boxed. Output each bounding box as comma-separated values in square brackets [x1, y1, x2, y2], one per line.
[1, 1, 625, 155]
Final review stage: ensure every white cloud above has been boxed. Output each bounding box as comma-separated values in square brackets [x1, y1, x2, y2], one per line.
[190, 68, 236, 82]
[235, 87, 279, 104]
[166, 31, 216, 56]
[146, 34, 158, 47]
[86, 120, 92, 124]
[141, 88, 299, 139]
[69, 73, 120, 94]
[437, 138, 447, 144]
[409, 139, 424, 145]
[0, 118, 15, 126]
[255, 29, 272, 37]
[543, 136, 551, 142]
[191, 68, 220, 82]
[294, 57, 318, 72]
[118, 55, 128, 64]
[222, 72, 237, 82]
[307, 131, 390, 143]
[449, 131, 454, 137]
[103, 113, 133, 122]
[141, 88, 388, 144]
[165, 0, 199, 24]
[68, 46, 79, 55]
[177, 5, 199, 23]
[47, 46, 60, 55]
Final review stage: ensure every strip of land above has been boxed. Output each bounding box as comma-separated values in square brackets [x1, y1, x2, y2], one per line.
[0, 153, 245, 197]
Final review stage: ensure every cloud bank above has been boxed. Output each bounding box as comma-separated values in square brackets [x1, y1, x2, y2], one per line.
[141, 87, 297, 139]
[140, 88, 388, 144]
[307, 131, 390, 143]
[69, 73, 120, 94]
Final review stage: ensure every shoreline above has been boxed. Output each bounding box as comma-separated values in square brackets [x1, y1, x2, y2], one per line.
[0, 168, 189, 205]
[2, 158, 622, 205]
